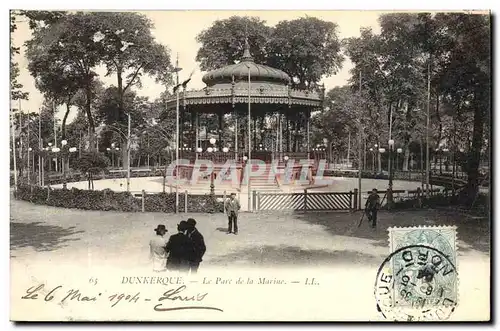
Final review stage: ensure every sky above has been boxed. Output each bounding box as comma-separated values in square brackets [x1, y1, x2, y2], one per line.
[11, 10, 387, 123]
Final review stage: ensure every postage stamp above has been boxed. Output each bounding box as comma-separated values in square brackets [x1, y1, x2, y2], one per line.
[374, 226, 458, 321]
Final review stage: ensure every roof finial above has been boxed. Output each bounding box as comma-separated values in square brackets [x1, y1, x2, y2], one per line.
[241, 21, 254, 62]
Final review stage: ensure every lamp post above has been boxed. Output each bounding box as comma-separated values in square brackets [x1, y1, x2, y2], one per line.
[374, 143, 379, 173]
[126, 112, 131, 192]
[61, 139, 68, 189]
[396, 148, 403, 171]
[387, 139, 395, 209]
[207, 146, 215, 195]
[369, 148, 374, 172]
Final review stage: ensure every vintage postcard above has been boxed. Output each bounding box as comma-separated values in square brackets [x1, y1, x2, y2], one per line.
[9, 9, 491, 322]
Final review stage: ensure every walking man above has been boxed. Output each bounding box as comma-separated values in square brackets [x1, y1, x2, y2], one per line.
[149, 224, 168, 272]
[186, 218, 206, 274]
[224, 193, 241, 235]
[165, 221, 194, 273]
[365, 188, 381, 228]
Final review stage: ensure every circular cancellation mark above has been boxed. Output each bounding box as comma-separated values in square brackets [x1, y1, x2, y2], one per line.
[374, 244, 458, 321]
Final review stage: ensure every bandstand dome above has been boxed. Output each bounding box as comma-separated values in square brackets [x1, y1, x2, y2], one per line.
[202, 45, 291, 86]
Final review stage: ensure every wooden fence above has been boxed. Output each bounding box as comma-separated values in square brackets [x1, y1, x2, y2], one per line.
[253, 189, 357, 212]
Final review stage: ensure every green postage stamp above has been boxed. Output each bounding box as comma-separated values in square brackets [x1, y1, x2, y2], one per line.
[375, 226, 458, 321]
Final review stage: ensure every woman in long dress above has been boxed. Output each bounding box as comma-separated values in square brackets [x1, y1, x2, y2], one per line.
[150, 224, 168, 272]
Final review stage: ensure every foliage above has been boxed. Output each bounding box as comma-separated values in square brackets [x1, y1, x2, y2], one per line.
[90, 12, 173, 91]
[340, 12, 490, 198]
[195, 16, 271, 71]
[10, 11, 29, 101]
[195, 15, 344, 88]
[14, 185, 224, 213]
[267, 17, 344, 88]
[75, 151, 109, 189]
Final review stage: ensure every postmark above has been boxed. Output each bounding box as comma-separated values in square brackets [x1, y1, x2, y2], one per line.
[375, 226, 458, 321]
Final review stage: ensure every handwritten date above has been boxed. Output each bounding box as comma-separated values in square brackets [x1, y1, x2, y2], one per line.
[21, 284, 222, 312]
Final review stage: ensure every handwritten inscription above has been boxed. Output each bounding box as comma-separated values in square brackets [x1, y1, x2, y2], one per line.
[21, 283, 222, 313]
[154, 285, 222, 312]
[22, 284, 98, 303]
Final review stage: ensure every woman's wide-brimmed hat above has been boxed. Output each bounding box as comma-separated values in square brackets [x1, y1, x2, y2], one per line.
[155, 224, 167, 232]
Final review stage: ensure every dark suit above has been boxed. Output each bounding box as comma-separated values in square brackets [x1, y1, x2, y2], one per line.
[166, 233, 194, 272]
[188, 229, 206, 273]
[365, 193, 380, 227]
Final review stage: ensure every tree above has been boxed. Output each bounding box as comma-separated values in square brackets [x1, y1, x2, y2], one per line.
[195, 16, 271, 71]
[90, 12, 173, 127]
[75, 151, 109, 190]
[10, 11, 29, 101]
[25, 12, 104, 149]
[434, 13, 491, 201]
[267, 16, 344, 88]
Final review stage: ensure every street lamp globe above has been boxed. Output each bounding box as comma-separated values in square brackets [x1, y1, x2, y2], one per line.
[61, 140, 67, 146]
[48, 142, 52, 147]
[379, 148, 386, 153]
[52, 147, 60, 153]
[243, 156, 248, 161]
[284, 155, 289, 161]
[374, 144, 378, 148]
[459, 148, 464, 152]
[388, 139, 395, 147]
[115, 147, 120, 151]
[209, 138, 216, 145]
[28, 147, 32, 151]
[323, 138, 328, 144]
[213, 147, 218, 152]
[111, 143, 116, 148]
[196, 147, 202, 153]
[369, 148, 373, 152]
[207, 147, 213, 153]
[106, 148, 111, 151]
[396, 148, 403, 154]
[222, 147, 229, 153]
[442, 148, 449, 152]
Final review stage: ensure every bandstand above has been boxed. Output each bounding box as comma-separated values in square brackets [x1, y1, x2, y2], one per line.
[165, 40, 326, 185]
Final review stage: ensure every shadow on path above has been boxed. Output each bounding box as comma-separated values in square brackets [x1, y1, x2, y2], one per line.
[292, 209, 490, 254]
[10, 220, 84, 254]
[208, 245, 381, 267]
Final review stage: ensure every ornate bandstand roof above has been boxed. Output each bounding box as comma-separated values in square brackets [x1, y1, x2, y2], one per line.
[201, 42, 291, 86]
[166, 39, 325, 112]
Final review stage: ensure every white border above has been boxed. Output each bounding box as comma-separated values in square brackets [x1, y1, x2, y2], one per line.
[2, 1, 497, 330]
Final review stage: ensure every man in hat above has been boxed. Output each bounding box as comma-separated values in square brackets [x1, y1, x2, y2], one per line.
[150, 224, 168, 272]
[365, 188, 381, 228]
[224, 193, 241, 234]
[186, 218, 206, 274]
[165, 220, 194, 272]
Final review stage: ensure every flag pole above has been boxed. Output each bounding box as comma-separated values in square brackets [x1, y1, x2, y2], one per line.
[175, 53, 180, 213]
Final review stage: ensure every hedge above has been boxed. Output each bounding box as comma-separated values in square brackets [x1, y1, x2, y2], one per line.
[14, 185, 224, 213]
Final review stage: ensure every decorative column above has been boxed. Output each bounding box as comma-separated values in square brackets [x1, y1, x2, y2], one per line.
[195, 112, 199, 150]
[307, 108, 310, 160]
[234, 110, 238, 161]
[218, 110, 223, 149]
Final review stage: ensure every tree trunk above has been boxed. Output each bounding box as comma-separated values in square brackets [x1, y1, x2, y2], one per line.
[462, 93, 485, 205]
[85, 82, 96, 150]
[403, 147, 410, 171]
[61, 100, 71, 140]
[121, 137, 128, 169]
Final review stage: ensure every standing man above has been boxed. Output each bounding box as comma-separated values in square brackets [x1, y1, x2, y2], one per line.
[225, 193, 241, 235]
[149, 224, 168, 272]
[365, 188, 381, 228]
[165, 221, 193, 273]
[186, 218, 206, 274]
